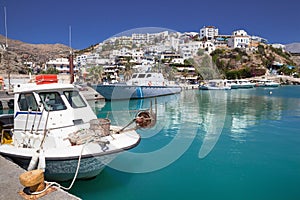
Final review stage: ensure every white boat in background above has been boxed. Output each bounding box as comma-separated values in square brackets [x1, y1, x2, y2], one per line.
[199, 79, 231, 90]
[226, 79, 255, 89]
[0, 75, 155, 181]
[94, 72, 182, 100]
[253, 79, 280, 87]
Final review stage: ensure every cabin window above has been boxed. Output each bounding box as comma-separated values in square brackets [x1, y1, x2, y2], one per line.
[146, 74, 152, 78]
[63, 90, 87, 108]
[18, 93, 39, 111]
[138, 74, 146, 78]
[132, 74, 137, 78]
[39, 92, 67, 111]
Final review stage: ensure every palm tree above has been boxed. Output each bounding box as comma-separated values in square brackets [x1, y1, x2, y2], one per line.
[87, 65, 104, 84]
[123, 63, 134, 81]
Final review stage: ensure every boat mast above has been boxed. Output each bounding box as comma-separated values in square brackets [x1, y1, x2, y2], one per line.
[69, 25, 74, 84]
[4, 6, 8, 49]
[3, 6, 11, 90]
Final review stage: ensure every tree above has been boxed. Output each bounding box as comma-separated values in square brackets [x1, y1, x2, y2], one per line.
[41, 67, 59, 74]
[87, 66, 104, 84]
[197, 49, 205, 56]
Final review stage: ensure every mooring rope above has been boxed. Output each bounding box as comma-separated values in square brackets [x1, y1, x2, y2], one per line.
[30, 143, 86, 195]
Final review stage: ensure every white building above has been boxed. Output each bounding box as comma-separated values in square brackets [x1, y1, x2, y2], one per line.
[132, 49, 144, 60]
[131, 31, 169, 46]
[112, 47, 132, 58]
[171, 58, 184, 65]
[45, 58, 78, 74]
[179, 41, 216, 59]
[228, 30, 250, 49]
[132, 33, 148, 45]
[170, 37, 180, 51]
[199, 26, 219, 41]
[76, 54, 87, 67]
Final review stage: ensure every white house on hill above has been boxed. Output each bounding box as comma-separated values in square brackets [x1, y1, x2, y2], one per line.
[227, 30, 250, 49]
[46, 58, 78, 74]
[199, 26, 219, 41]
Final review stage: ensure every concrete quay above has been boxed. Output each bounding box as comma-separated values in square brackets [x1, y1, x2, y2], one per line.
[0, 156, 80, 200]
[78, 86, 104, 101]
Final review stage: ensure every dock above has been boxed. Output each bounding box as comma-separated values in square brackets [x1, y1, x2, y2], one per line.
[0, 156, 80, 200]
[79, 86, 104, 101]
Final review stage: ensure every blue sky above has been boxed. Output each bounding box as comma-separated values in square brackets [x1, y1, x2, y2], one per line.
[0, 0, 299, 49]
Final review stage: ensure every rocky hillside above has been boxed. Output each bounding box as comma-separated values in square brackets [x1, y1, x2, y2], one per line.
[0, 34, 71, 74]
[0, 33, 299, 79]
[206, 44, 299, 79]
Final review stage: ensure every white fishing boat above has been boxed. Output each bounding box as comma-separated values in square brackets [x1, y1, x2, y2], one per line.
[226, 79, 255, 89]
[199, 79, 231, 90]
[0, 75, 155, 181]
[94, 72, 182, 100]
[253, 79, 280, 87]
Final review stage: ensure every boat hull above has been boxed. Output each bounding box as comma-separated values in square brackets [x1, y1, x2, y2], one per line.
[94, 85, 182, 100]
[255, 84, 280, 88]
[0, 127, 141, 182]
[199, 86, 231, 90]
[1, 152, 115, 181]
[230, 84, 254, 89]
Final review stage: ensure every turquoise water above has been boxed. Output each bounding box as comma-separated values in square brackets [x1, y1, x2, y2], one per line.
[70, 86, 300, 200]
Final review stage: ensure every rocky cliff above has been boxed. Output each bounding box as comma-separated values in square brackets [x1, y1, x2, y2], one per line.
[0, 34, 71, 74]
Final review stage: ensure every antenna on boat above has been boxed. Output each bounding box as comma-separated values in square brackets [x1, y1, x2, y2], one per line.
[3, 6, 11, 90]
[4, 6, 8, 49]
[69, 25, 74, 84]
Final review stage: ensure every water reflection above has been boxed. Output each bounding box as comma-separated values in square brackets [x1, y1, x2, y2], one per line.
[197, 90, 228, 158]
[94, 94, 186, 141]
[90, 86, 300, 161]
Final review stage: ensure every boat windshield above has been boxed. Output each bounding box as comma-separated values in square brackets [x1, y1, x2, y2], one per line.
[63, 90, 87, 108]
[18, 93, 39, 111]
[39, 92, 67, 111]
[138, 74, 146, 78]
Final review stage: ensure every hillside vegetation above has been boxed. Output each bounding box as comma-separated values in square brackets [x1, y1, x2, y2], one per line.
[207, 44, 298, 79]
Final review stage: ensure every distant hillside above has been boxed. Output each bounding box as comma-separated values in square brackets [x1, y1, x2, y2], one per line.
[202, 44, 298, 79]
[0, 34, 71, 74]
[285, 43, 300, 53]
[0, 33, 299, 78]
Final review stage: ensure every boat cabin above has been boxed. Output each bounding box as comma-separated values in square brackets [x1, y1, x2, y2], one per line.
[1, 75, 96, 149]
[126, 73, 166, 86]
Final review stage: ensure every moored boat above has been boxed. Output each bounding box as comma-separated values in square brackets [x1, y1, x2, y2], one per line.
[0, 74, 155, 181]
[94, 72, 182, 100]
[199, 79, 231, 90]
[226, 79, 255, 89]
[253, 79, 280, 87]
